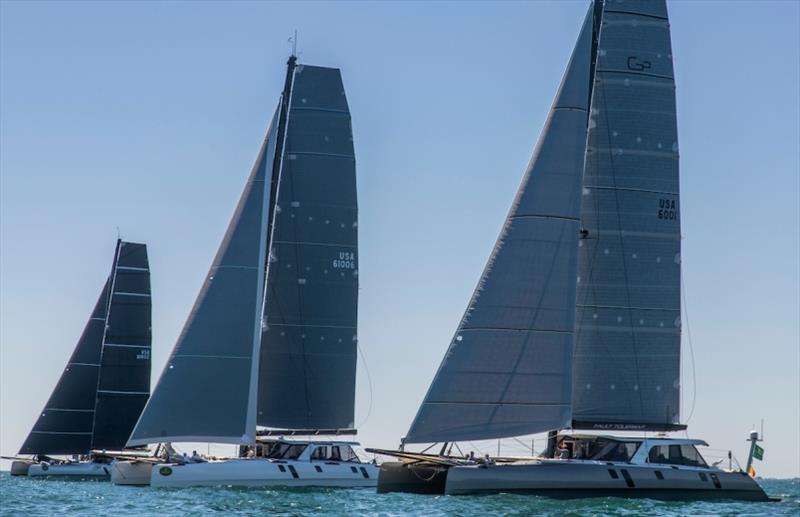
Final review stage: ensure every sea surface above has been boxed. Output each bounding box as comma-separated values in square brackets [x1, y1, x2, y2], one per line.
[0, 473, 797, 516]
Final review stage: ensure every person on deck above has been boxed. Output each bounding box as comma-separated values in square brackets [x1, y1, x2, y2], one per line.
[557, 441, 571, 459]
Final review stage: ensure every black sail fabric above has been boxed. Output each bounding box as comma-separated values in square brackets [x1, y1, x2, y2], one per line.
[572, 0, 682, 430]
[19, 279, 110, 455]
[403, 8, 594, 444]
[92, 241, 151, 450]
[128, 110, 279, 446]
[258, 64, 359, 431]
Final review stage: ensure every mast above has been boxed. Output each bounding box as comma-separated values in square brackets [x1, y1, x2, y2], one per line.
[265, 55, 297, 254]
[88, 239, 122, 449]
[244, 57, 298, 441]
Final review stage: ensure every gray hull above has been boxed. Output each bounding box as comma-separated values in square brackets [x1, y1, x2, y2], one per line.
[445, 461, 769, 500]
[376, 462, 448, 494]
[10, 461, 32, 476]
[376, 460, 769, 501]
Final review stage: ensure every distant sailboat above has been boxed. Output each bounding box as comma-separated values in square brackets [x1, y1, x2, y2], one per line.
[113, 55, 377, 488]
[370, 0, 770, 501]
[12, 240, 151, 479]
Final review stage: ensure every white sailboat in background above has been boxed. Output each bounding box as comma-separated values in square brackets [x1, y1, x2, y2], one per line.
[370, 0, 771, 501]
[112, 55, 377, 488]
[9, 240, 151, 479]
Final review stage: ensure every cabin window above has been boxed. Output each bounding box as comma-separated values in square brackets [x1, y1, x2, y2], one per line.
[588, 439, 640, 462]
[647, 445, 708, 467]
[311, 446, 328, 461]
[266, 443, 308, 460]
[307, 444, 361, 463]
[339, 445, 361, 463]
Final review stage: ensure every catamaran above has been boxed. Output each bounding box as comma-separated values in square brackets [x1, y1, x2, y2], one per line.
[369, 0, 771, 501]
[113, 55, 377, 488]
[10, 239, 151, 479]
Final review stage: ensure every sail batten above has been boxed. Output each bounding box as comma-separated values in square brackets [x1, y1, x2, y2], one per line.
[403, 6, 594, 444]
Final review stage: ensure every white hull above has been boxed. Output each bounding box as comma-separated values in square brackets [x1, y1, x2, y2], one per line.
[445, 460, 769, 500]
[150, 458, 378, 488]
[27, 461, 111, 479]
[110, 460, 154, 486]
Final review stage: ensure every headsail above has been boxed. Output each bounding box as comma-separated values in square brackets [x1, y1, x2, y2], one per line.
[403, 7, 594, 444]
[20, 240, 151, 455]
[258, 64, 359, 431]
[571, 0, 683, 430]
[128, 110, 279, 446]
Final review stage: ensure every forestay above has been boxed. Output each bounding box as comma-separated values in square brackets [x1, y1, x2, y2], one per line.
[572, 0, 682, 430]
[403, 7, 594, 444]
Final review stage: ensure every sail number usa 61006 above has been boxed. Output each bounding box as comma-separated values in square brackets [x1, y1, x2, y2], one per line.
[333, 251, 356, 270]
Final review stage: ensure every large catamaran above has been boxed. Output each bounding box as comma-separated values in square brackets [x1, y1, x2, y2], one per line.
[370, 0, 770, 500]
[11, 240, 151, 479]
[114, 56, 377, 488]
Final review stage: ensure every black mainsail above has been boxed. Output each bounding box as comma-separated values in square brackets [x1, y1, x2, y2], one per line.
[128, 57, 359, 446]
[404, 0, 683, 445]
[571, 0, 682, 431]
[19, 240, 152, 455]
[258, 63, 359, 432]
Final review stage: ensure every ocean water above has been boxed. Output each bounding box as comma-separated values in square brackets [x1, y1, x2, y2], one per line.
[0, 474, 797, 516]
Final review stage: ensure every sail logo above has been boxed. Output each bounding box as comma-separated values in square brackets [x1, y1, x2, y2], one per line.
[658, 198, 677, 220]
[333, 251, 356, 269]
[627, 56, 652, 72]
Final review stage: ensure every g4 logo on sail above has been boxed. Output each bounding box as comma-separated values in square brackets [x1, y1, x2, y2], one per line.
[627, 56, 652, 72]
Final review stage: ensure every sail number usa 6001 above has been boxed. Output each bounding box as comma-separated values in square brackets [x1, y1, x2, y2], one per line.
[658, 198, 678, 221]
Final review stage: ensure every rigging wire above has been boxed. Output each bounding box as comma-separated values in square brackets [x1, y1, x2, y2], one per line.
[355, 340, 374, 428]
[681, 270, 698, 425]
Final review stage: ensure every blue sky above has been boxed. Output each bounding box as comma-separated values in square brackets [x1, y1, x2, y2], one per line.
[1, 1, 798, 477]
